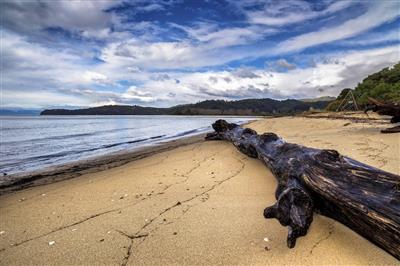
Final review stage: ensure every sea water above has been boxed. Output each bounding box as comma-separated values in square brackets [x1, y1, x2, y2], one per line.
[0, 115, 256, 176]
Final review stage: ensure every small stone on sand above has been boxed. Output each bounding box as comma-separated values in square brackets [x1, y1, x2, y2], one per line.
[48, 241, 55, 246]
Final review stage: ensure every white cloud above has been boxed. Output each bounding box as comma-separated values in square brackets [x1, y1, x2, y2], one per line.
[242, 0, 353, 26]
[276, 2, 400, 53]
[275, 59, 297, 70]
[139, 45, 400, 105]
[122, 86, 155, 102]
[1, 1, 120, 35]
[171, 22, 274, 49]
[339, 28, 400, 46]
[1, 0, 399, 109]
[83, 71, 110, 84]
[100, 38, 260, 69]
[1, 89, 90, 109]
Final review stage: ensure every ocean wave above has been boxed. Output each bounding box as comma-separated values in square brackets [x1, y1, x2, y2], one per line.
[0, 135, 166, 170]
[1, 126, 160, 145]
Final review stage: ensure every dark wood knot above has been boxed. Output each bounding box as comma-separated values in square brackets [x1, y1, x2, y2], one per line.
[260, 133, 279, 142]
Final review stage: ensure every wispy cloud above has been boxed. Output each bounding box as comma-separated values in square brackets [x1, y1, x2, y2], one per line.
[1, 0, 399, 108]
[242, 0, 354, 26]
[338, 28, 400, 46]
[275, 1, 400, 53]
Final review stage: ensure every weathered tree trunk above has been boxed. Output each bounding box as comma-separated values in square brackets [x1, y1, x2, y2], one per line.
[366, 98, 400, 133]
[206, 120, 400, 259]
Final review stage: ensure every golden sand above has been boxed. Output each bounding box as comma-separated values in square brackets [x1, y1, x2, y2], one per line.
[0, 115, 399, 265]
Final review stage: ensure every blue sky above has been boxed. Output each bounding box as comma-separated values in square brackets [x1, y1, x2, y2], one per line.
[1, 0, 399, 108]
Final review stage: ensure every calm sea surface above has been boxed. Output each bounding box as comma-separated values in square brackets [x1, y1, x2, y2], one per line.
[0, 115, 256, 176]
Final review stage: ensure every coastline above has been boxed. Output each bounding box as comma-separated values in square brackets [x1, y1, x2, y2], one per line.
[0, 114, 398, 265]
[0, 133, 205, 196]
[1, 118, 260, 196]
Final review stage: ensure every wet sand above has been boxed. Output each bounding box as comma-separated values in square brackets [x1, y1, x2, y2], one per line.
[0, 114, 399, 265]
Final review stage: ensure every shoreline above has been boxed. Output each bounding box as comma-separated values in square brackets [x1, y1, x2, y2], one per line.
[1, 118, 259, 196]
[1, 112, 395, 196]
[0, 133, 205, 196]
[0, 115, 398, 265]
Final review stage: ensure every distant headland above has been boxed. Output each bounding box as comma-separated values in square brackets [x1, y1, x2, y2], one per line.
[40, 97, 334, 116]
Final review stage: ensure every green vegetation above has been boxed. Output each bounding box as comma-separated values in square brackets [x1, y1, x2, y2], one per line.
[327, 63, 400, 111]
[41, 98, 331, 116]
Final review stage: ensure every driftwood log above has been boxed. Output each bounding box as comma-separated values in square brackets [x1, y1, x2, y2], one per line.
[206, 120, 400, 259]
[366, 98, 400, 133]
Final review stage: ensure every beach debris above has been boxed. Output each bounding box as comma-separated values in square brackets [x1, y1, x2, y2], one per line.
[263, 237, 269, 242]
[119, 196, 124, 200]
[0, 231, 5, 235]
[41, 193, 46, 196]
[173, 232, 177, 235]
[205, 119, 400, 259]
[365, 97, 400, 133]
[48, 241, 56, 246]
[71, 229, 77, 232]
[264, 246, 270, 251]
[99, 239, 104, 242]
[343, 122, 351, 126]
[163, 218, 167, 222]
[19, 197, 26, 202]
[107, 231, 111, 234]
[3, 173, 7, 176]
[176, 201, 181, 205]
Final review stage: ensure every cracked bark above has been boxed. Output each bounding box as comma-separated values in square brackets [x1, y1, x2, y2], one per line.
[206, 119, 400, 259]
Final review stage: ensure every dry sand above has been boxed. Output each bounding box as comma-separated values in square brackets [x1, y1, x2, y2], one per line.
[0, 114, 399, 265]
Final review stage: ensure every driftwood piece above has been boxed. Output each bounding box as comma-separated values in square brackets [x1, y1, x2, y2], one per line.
[366, 98, 400, 133]
[206, 120, 400, 259]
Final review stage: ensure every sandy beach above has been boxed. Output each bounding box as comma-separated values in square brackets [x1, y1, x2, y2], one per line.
[0, 114, 399, 265]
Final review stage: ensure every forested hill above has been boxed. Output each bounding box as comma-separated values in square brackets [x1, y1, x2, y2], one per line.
[40, 98, 331, 116]
[327, 63, 400, 110]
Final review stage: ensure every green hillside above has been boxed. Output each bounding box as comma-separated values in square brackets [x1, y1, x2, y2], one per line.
[327, 63, 400, 111]
[41, 98, 331, 116]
